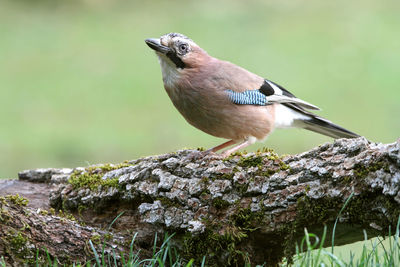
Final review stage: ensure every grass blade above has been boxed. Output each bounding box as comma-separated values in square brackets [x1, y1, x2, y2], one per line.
[331, 192, 354, 255]
[108, 211, 125, 231]
[89, 239, 101, 267]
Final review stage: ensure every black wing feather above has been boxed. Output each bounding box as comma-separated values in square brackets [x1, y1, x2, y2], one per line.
[284, 103, 360, 138]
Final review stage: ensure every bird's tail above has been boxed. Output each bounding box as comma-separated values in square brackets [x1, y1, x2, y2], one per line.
[279, 103, 360, 139]
[295, 116, 360, 139]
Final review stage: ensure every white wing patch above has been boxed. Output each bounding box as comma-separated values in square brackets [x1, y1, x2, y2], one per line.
[265, 80, 283, 95]
[264, 80, 320, 111]
[274, 104, 310, 128]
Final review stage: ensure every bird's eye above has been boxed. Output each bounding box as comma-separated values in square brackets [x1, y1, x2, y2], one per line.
[178, 43, 188, 54]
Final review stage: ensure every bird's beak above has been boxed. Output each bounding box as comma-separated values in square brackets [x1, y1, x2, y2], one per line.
[145, 38, 171, 54]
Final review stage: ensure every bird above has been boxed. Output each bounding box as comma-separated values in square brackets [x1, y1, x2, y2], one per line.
[145, 33, 360, 157]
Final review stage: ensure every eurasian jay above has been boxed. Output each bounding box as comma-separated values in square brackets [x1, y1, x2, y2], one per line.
[145, 33, 359, 156]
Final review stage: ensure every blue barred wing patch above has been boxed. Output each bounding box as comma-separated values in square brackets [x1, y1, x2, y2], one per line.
[226, 89, 268, 106]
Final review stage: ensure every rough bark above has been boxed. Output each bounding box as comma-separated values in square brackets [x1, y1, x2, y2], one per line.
[0, 194, 131, 266]
[1, 137, 400, 266]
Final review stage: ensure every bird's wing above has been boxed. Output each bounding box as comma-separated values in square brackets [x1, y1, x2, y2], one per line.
[224, 77, 360, 138]
[226, 79, 320, 111]
[262, 80, 360, 138]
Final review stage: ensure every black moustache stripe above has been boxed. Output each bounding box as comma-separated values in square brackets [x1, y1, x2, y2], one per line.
[166, 51, 185, 69]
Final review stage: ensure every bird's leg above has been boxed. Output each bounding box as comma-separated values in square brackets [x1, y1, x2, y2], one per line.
[205, 140, 238, 153]
[221, 138, 255, 157]
[185, 140, 238, 161]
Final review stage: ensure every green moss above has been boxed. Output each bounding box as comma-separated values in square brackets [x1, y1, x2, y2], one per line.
[78, 204, 88, 215]
[156, 197, 181, 208]
[49, 208, 56, 215]
[103, 232, 113, 242]
[38, 209, 49, 216]
[257, 147, 276, 154]
[354, 161, 390, 179]
[278, 160, 290, 171]
[68, 162, 132, 191]
[57, 210, 76, 221]
[304, 184, 311, 192]
[238, 155, 264, 168]
[236, 151, 290, 178]
[223, 151, 246, 162]
[265, 153, 280, 161]
[183, 229, 250, 266]
[380, 197, 400, 225]
[0, 196, 6, 205]
[211, 198, 230, 210]
[235, 183, 249, 195]
[0, 208, 11, 223]
[283, 192, 400, 261]
[86, 162, 132, 173]
[6, 230, 34, 263]
[5, 194, 29, 206]
[9, 231, 28, 249]
[265, 150, 290, 170]
[183, 207, 264, 266]
[259, 169, 278, 177]
[201, 176, 210, 184]
[346, 194, 400, 226]
[279, 196, 345, 261]
[70, 172, 97, 190]
[231, 208, 263, 232]
[342, 176, 352, 184]
[296, 196, 342, 225]
[199, 191, 211, 202]
[90, 233, 101, 245]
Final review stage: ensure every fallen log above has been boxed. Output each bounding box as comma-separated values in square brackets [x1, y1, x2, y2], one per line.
[1, 137, 399, 266]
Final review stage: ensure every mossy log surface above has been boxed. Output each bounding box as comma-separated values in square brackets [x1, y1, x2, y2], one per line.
[0, 194, 129, 266]
[1, 137, 400, 266]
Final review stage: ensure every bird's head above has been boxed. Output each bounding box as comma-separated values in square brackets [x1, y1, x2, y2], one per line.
[145, 33, 208, 70]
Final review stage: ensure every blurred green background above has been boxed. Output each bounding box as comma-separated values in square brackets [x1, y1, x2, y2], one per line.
[1, 0, 399, 178]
